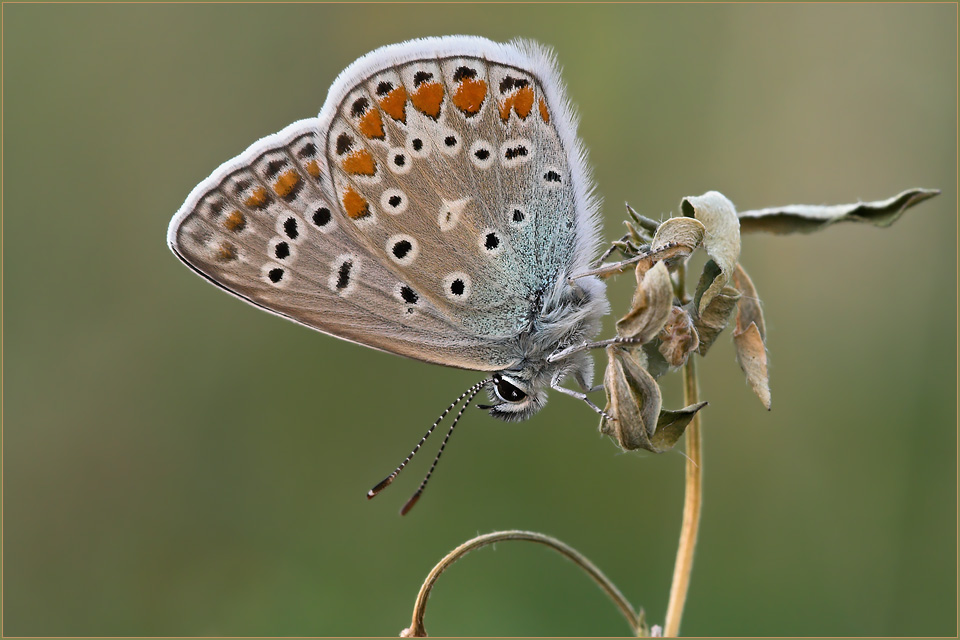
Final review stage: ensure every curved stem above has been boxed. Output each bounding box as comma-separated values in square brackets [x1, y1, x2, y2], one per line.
[401, 530, 645, 637]
[663, 355, 703, 637]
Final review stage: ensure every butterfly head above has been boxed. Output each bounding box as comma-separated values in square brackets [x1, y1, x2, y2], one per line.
[481, 372, 547, 422]
[482, 342, 599, 422]
[480, 275, 608, 421]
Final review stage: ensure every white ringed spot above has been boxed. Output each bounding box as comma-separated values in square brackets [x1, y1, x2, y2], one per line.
[479, 228, 504, 256]
[380, 188, 409, 215]
[309, 204, 337, 233]
[407, 132, 431, 159]
[508, 204, 528, 227]
[268, 236, 297, 262]
[386, 234, 419, 266]
[541, 166, 564, 188]
[388, 147, 413, 175]
[275, 214, 305, 244]
[329, 254, 360, 296]
[468, 139, 495, 169]
[443, 272, 472, 301]
[438, 127, 462, 157]
[500, 138, 533, 168]
[262, 262, 289, 288]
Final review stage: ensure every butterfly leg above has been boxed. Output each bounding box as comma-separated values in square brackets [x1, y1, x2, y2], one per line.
[569, 367, 605, 395]
[547, 336, 645, 363]
[592, 233, 632, 266]
[550, 373, 611, 420]
[589, 204, 661, 268]
[572, 253, 646, 281]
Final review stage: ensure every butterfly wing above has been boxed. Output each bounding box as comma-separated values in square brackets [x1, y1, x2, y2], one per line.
[168, 120, 504, 369]
[168, 37, 604, 372]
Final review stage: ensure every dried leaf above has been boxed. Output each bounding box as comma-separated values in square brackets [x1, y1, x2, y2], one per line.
[659, 306, 699, 367]
[651, 216, 706, 252]
[592, 215, 708, 280]
[616, 261, 673, 343]
[650, 402, 708, 452]
[738, 188, 940, 235]
[692, 259, 723, 315]
[733, 321, 771, 410]
[625, 202, 661, 234]
[729, 264, 771, 408]
[681, 191, 741, 315]
[601, 347, 662, 450]
[688, 282, 741, 355]
[731, 263, 765, 339]
[641, 340, 672, 380]
[623, 221, 646, 247]
[632, 216, 707, 277]
[600, 348, 705, 453]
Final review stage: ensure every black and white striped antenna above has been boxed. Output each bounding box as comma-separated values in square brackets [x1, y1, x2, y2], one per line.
[367, 380, 487, 515]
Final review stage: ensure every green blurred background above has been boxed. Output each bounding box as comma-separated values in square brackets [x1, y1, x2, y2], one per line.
[4, 4, 956, 637]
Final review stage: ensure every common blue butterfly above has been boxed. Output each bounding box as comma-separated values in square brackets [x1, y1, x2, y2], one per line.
[167, 36, 611, 509]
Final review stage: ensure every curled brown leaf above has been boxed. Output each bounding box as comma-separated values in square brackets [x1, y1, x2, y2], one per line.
[659, 306, 699, 368]
[731, 263, 765, 339]
[689, 283, 741, 356]
[737, 188, 939, 235]
[616, 261, 674, 344]
[681, 191, 741, 315]
[650, 402, 709, 452]
[601, 347, 662, 449]
[733, 321, 771, 410]
[600, 347, 706, 453]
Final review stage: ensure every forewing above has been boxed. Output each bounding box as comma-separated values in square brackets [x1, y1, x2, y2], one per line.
[318, 37, 602, 339]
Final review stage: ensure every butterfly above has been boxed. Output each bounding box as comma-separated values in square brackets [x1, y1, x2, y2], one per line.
[167, 36, 611, 511]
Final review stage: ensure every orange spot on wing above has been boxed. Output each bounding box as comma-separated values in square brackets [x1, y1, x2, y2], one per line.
[244, 186, 270, 209]
[273, 169, 302, 198]
[305, 159, 321, 178]
[342, 149, 376, 176]
[539, 98, 550, 123]
[224, 210, 246, 232]
[499, 95, 514, 121]
[342, 186, 370, 220]
[411, 82, 443, 118]
[379, 86, 407, 122]
[500, 86, 535, 121]
[216, 242, 237, 262]
[513, 86, 534, 119]
[452, 77, 487, 115]
[358, 109, 385, 139]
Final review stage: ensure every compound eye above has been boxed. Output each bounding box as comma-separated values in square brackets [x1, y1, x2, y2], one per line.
[493, 374, 527, 403]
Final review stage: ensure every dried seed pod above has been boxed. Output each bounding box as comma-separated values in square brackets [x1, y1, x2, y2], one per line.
[616, 261, 674, 344]
[659, 306, 699, 368]
[599, 346, 708, 453]
[601, 346, 662, 448]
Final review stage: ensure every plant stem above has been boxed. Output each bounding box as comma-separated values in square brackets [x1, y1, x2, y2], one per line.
[663, 354, 703, 637]
[402, 530, 644, 637]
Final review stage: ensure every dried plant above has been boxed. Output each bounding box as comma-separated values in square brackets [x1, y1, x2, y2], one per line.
[398, 187, 939, 637]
